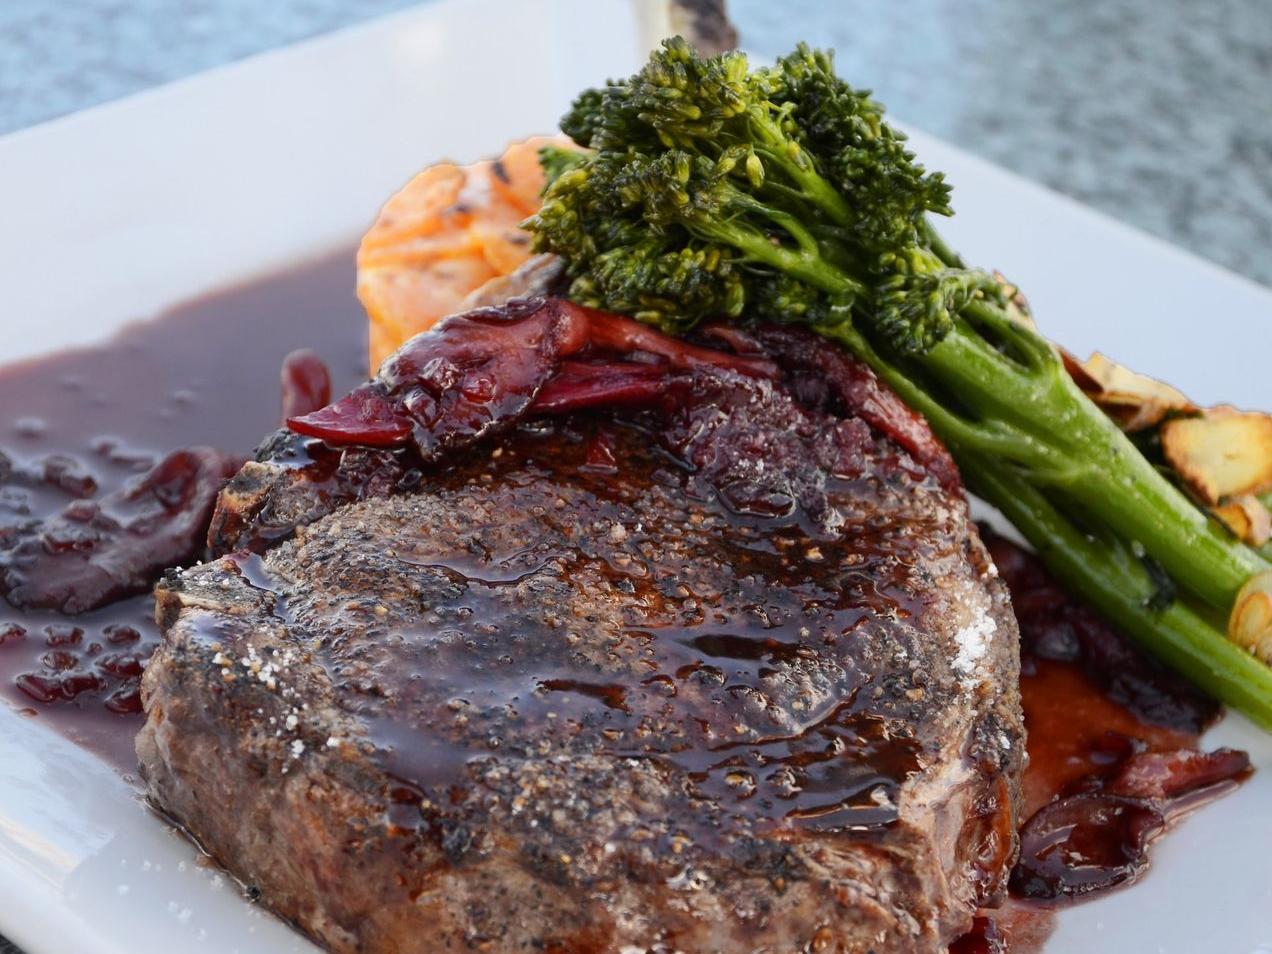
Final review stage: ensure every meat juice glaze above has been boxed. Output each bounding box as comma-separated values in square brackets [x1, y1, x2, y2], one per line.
[0, 248, 1248, 949]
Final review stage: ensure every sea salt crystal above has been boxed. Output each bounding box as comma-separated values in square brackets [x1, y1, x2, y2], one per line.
[952, 598, 997, 680]
[290, 739, 305, 759]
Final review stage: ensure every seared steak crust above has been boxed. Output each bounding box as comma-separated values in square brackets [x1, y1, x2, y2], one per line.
[140, 328, 1023, 953]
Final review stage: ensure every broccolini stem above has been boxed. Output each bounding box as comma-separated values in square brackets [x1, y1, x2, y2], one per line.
[922, 218, 965, 269]
[824, 313, 1272, 613]
[928, 314, 1271, 611]
[967, 451, 1272, 730]
[823, 323, 1067, 470]
[700, 211, 863, 298]
[745, 115, 855, 228]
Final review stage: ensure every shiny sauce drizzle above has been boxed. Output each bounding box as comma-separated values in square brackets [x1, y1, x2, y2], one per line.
[291, 419, 930, 841]
[0, 251, 1249, 949]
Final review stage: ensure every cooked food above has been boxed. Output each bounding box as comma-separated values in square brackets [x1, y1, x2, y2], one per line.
[353, 38, 1272, 729]
[139, 299, 1024, 952]
[1232, 572, 1272, 664]
[1065, 350, 1196, 433]
[357, 137, 569, 370]
[0, 447, 241, 613]
[1161, 410, 1272, 508]
[986, 530, 1250, 901]
[0, 14, 1264, 954]
[1065, 349, 1272, 549]
[522, 38, 1272, 728]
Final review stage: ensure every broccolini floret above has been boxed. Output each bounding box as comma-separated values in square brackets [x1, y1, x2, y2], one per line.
[530, 37, 988, 354]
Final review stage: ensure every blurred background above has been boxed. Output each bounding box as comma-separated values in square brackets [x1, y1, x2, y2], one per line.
[3, 0, 1271, 286]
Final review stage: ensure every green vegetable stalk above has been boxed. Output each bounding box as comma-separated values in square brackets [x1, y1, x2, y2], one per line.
[525, 38, 1272, 727]
[968, 452, 1272, 730]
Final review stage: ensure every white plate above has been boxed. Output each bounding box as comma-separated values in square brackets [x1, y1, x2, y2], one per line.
[0, 2, 1269, 951]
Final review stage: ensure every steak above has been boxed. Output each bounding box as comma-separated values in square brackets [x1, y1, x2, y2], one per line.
[138, 301, 1025, 953]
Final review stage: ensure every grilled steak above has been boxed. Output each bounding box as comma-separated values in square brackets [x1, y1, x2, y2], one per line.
[138, 302, 1024, 953]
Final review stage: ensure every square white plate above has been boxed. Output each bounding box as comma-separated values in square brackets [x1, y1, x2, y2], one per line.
[1, 2, 1269, 952]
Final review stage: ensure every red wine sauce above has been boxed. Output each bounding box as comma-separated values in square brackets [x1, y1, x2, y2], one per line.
[0, 247, 365, 766]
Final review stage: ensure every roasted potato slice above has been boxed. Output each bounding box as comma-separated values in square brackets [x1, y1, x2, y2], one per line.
[1071, 351, 1195, 432]
[1210, 494, 1272, 548]
[1230, 570, 1272, 664]
[357, 137, 574, 372]
[1161, 410, 1272, 504]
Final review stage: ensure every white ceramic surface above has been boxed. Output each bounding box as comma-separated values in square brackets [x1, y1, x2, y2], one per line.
[0, 1, 1269, 951]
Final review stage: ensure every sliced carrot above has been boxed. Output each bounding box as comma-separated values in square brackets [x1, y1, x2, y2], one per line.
[357, 136, 574, 372]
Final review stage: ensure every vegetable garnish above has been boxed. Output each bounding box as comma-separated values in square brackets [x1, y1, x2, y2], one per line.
[357, 137, 564, 371]
[525, 38, 1272, 728]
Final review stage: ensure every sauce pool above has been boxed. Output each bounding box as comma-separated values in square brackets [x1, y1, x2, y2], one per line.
[0, 247, 366, 765]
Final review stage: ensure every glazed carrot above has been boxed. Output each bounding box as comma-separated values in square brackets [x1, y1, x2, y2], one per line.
[357, 136, 571, 371]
